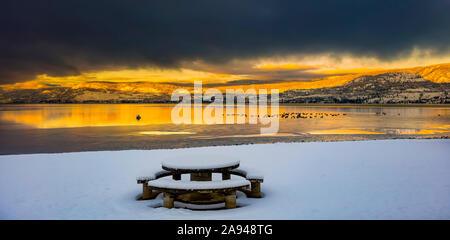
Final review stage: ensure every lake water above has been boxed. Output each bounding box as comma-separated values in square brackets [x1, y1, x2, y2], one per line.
[0, 104, 449, 154]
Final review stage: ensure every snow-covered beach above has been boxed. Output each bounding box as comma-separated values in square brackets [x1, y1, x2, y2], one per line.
[0, 139, 449, 220]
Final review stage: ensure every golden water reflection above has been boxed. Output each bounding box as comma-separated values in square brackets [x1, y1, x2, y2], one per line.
[0, 104, 174, 128]
[138, 131, 196, 135]
[0, 104, 449, 137]
[308, 129, 386, 135]
[0, 104, 280, 128]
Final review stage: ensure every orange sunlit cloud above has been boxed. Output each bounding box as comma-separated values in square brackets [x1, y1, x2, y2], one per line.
[1, 80, 52, 90]
[1, 48, 449, 93]
[40, 68, 249, 86]
[0, 68, 250, 91]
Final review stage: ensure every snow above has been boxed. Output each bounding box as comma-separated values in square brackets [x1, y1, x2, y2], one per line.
[147, 179, 250, 190]
[162, 156, 240, 170]
[0, 139, 449, 219]
[137, 170, 169, 181]
[232, 168, 264, 180]
[174, 201, 226, 210]
[137, 176, 156, 181]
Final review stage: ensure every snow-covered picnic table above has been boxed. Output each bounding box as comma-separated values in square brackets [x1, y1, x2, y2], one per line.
[137, 156, 264, 209]
[162, 158, 240, 181]
[162, 158, 240, 171]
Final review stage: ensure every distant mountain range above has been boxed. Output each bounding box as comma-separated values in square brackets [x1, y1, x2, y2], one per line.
[281, 72, 450, 104]
[0, 86, 171, 104]
[0, 63, 449, 104]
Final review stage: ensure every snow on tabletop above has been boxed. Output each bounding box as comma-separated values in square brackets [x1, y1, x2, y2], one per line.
[147, 178, 250, 190]
[162, 155, 239, 170]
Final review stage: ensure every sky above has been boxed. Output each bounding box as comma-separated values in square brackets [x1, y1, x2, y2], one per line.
[1, 0, 449, 89]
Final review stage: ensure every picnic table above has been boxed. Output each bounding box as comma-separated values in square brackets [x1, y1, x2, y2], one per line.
[162, 158, 240, 181]
[137, 157, 264, 209]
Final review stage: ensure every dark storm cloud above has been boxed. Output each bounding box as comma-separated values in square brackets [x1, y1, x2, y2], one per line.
[1, 0, 449, 83]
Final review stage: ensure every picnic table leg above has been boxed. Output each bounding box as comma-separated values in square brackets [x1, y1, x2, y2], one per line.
[225, 191, 237, 209]
[163, 193, 174, 209]
[222, 172, 231, 180]
[249, 181, 262, 198]
[172, 173, 181, 180]
[141, 181, 152, 200]
[190, 172, 212, 181]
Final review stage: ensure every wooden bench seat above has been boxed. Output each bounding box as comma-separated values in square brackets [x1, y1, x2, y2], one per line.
[229, 168, 264, 181]
[147, 179, 250, 209]
[136, 170, 171, 200]
[229, 167, 264, 198]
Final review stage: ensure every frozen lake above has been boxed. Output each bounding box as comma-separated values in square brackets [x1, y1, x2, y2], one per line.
[0, 104, 449, 154]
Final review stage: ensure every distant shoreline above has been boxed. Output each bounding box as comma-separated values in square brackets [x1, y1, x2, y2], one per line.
[0, 133, 448, 156]
[1, 102, 450, 107]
